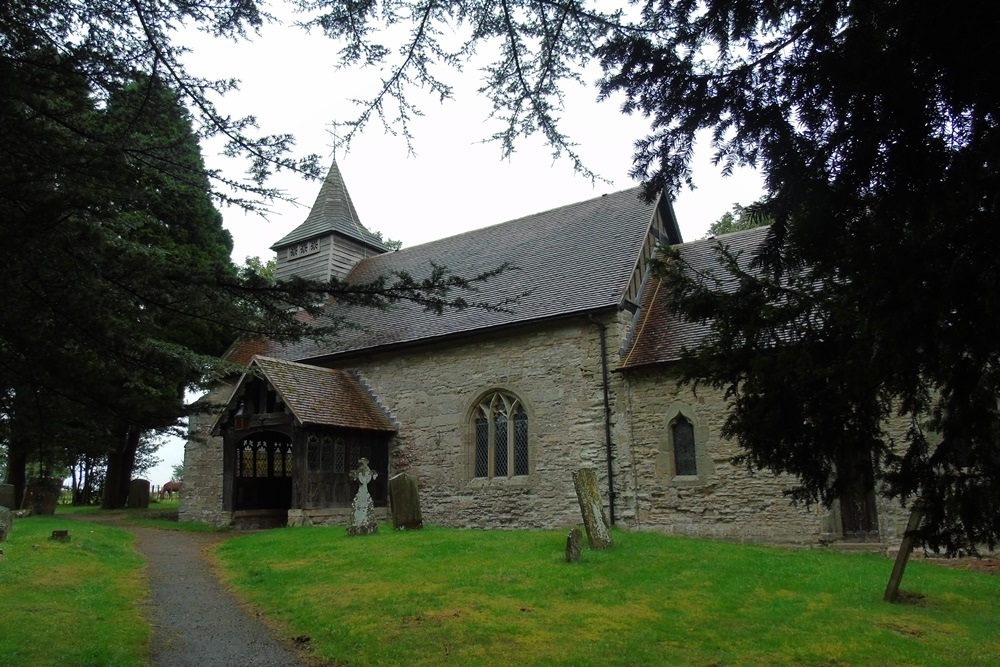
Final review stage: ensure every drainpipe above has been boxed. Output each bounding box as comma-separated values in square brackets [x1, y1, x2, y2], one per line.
[587, 314, 616, 525]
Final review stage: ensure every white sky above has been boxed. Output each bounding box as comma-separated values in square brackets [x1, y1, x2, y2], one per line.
[145, 9, 765, 486]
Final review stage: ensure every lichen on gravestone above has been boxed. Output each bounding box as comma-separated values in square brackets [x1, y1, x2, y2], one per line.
[347, 458, 379, 536]
[566, 527, 583, 562]
[572, 468, 613, 549]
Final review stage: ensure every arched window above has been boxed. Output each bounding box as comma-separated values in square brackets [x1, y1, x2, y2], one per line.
[474, 392, 529, 478]
[672, 416, 697, 476]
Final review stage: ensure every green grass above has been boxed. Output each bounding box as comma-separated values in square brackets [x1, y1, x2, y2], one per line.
[57, 500, 227, 532]
[215, 526, 1000, 666]
[0, 515, 149, 666]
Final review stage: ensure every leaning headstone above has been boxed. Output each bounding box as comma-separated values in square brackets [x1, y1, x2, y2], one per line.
[0, 506, 13, 543]
[0, 483, 15, 510]
[347, 458, 379, 536]
[388, 473, 423, 530]
[566, 527, 582, 562]
[572, 468, 613, 549]
[127, 479, 151, 509]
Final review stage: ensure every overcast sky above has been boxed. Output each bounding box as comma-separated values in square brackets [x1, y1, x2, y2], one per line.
[146, 10, 765, 486]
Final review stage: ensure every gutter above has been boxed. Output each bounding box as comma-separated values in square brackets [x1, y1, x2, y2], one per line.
[586, 314, 616, 525]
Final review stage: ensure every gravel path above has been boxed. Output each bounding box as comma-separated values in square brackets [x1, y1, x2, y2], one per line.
[128, 525, 307, 667]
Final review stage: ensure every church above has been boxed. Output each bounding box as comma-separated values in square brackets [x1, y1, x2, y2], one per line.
[180, 159, 910, 550]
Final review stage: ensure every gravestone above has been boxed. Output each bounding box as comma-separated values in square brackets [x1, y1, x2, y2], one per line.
[127, 479, 151, 509]
[347, 458, 379, 536]
[387, 473, 423, 530]
[565, 527, 582, 562]
[23, 478, 60, 515]
[572, 468, 613, 549]
[0, 506, 12, 543]
[0, 483, 15, 510]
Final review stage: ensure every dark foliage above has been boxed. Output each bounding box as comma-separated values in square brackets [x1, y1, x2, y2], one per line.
[624, 2, 1000, 553]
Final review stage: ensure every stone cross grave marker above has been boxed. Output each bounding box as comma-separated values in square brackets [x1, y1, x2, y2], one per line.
[572, 468, 613, 549]
[347, 458, 379, 536]
[388, 473, 423, 530]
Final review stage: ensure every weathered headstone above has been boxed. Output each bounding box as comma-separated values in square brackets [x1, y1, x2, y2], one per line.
[387, 473, 423, 530]
[0, 506, 13, 543]
[347, 458, 379, 536]
[566, 527, 582, 562]
[23, 478, 60, 515]
[0, 483, 15, 510]
[572, 468, 613, 549]
[127, 479, 151, 509]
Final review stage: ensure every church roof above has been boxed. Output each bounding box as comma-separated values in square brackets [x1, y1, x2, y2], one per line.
[247, 356, 395, 431]
[270, 187, 663, 363]
[621, 225, 771, 369]
[271, 158, 388, 252]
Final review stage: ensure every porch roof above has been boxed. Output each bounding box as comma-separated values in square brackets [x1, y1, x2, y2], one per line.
[249, 356, 396, 432]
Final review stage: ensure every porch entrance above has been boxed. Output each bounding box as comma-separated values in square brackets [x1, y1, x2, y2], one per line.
[233, 432, 293, 511]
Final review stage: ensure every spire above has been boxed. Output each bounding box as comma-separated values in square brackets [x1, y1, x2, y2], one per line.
[271, 158, 387, 251]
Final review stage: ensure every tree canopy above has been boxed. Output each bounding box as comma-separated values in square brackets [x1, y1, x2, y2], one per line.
[632, 2, 1000, 555]
[706, 202, 771, 238]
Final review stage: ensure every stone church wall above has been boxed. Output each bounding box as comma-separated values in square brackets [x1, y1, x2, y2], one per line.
[336, 315, 617, 530]
[614, 365, 913, 548]
[179, 380, 235, 527]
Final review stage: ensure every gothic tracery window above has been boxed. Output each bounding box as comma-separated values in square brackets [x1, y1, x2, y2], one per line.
[474, 392, 529, 478]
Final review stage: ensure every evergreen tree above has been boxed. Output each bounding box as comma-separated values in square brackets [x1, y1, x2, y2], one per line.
[618, 2, 1000, 567]
[706, 202, 771, 238]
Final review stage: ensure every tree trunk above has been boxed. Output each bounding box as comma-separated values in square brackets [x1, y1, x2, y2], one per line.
[101, 425, 141, 509]
[3, 435, 28, 510]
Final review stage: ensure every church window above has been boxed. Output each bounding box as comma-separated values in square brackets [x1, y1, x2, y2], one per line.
[473, 392, 529, 478]
[238, 438, 292, 478]
[660, 403, 712, 485]
[672, 417, 697, 476]
[308, 434, 348, 473]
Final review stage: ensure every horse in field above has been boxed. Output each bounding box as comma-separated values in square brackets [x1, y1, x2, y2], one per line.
[159, 481, 182, 500]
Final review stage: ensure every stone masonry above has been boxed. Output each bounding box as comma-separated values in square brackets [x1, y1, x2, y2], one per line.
[181, 306, 912, 549]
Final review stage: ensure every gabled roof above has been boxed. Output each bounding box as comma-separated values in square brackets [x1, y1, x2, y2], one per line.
[270, 187, 662, 363]
[621, 225, 771, 369]
[220, 356, 396, 432]
[271, 158, 388, 252]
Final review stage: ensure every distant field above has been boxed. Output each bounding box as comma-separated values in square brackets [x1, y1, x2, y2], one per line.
[215, 526, 1000, 666]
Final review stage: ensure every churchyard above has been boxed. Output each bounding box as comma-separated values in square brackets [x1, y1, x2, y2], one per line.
[1, 507, 997, 665]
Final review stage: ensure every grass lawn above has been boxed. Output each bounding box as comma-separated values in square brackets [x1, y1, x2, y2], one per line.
[58, 499, 227, 532]
[216, 526, 1000, 667]
[0, 515, 148, 666]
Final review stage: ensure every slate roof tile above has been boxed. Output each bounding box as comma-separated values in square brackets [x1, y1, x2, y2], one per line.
[271, 159, 388, 252]
[272, 187, 659, 363]
[253, 356, 396, 432]
[621, 225, 771, 368]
